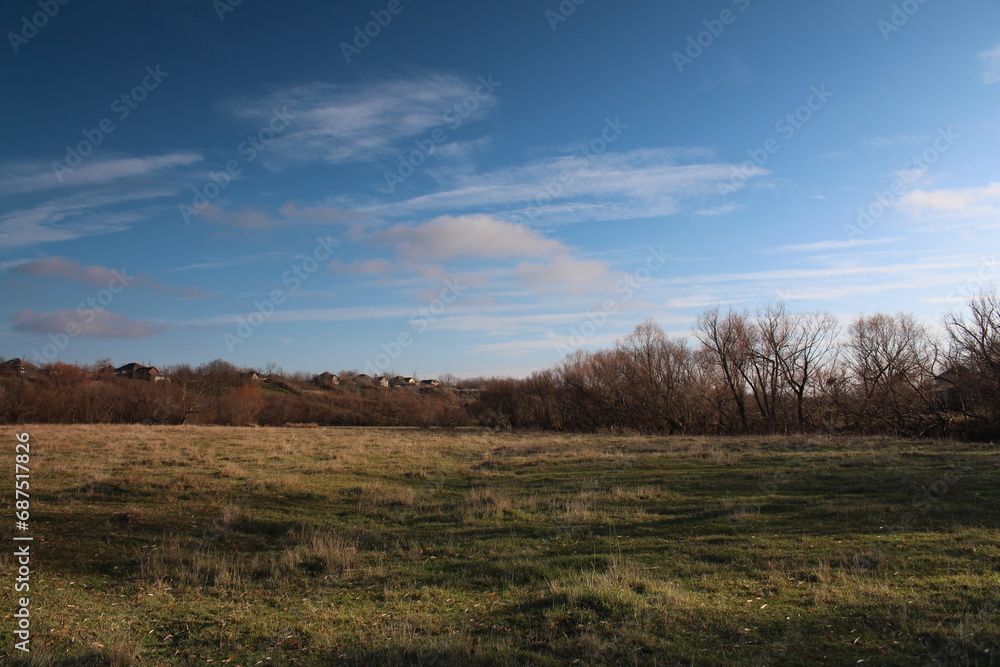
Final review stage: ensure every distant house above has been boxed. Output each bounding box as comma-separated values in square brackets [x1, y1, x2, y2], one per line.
[374, 376, 390, 388]
[313, 372, 340, 389]
[242, 371, 265, 383]
[419, 379, 440, 387]
[0, 358, 41, 378]
[390, 376, 416, 388]
[114, 363, 166, 382]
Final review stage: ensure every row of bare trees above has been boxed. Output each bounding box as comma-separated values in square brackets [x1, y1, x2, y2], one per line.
[2, 291, 996, 436]
[475, 291, 1000, 438]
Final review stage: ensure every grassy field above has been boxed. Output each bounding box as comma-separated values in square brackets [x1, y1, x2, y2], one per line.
[2, 425, 998, 666]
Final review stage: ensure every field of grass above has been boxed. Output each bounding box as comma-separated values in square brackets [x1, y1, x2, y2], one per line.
[2, 425, 998, 665]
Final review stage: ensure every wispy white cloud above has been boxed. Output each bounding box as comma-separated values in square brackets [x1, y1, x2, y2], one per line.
[360, 214, 612, 291]
[0, 153, 202, 196]
[8, 256, 204, 297]
[330, 258, 394, 277]
[0, 152, 209, 247]
[897, 183, 1000, 219]
[9, 256, 129, 286]
[364, 147, 763, 225]
[863, 134, 931, 148]
[0, 186, 178, 248]
[980, 45, 1000, 85]
[661, 260, 972, 289]
[510, 256, 611, 293]
[167, 252, 289, 272]
[371, 215, 565, 261]
[11, 308, 168, 339]
[194, 201, 361, 230]
[651, 258, 980, 308]
[225, 74, 496, 168]
[694, 203, 740, 216]
[765, 237, 904, 254]
[182, 304, 430, 327]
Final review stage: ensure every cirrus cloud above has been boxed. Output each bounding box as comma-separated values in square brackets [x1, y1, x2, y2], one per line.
[11, 309, 169, 339]
[224, 74, 497, 168]
[9, 256, 205, 297]
[980, 45, 1000, 85]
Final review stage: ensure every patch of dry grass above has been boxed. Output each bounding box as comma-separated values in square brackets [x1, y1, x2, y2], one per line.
[5, 425, 998, 666]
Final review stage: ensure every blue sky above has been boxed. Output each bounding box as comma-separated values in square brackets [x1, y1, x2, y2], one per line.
[1, 0, 998, 378]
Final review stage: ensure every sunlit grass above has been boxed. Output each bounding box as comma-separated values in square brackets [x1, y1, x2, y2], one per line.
[2, 425, 998, 665]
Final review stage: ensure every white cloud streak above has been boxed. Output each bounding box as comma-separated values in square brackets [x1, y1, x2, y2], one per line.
[981, 45, 1000, 85]
[0, 153, 202, 196]
[363, 147, 763, 225]
[224, 74, 496, 168]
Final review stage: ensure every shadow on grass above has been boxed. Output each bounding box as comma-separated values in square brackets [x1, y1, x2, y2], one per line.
[8, 651, 107, 667]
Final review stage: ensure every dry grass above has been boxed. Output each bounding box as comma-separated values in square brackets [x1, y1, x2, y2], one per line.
[359, 480, 417, 508]
[5, 425, 998, 666]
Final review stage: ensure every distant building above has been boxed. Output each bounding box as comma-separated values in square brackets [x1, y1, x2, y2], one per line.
[0, 358, 41, 378]
[313, 372, 340, 389]
[114, 363, 166, 382]
[374, 376, 390, 388]
[390, 376, 416, 387]
[420, 379, 440, 387]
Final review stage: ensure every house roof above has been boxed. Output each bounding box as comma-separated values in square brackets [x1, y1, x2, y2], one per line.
[0, 358, 41, 373]
[115, 363, 161, 375]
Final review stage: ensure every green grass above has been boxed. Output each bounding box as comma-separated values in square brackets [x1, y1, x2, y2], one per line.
[3, 425, 999, 665]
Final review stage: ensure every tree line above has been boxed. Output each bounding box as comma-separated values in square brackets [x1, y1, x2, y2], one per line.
[473, 290, 1000, 439]
[1, 290, 996, 438]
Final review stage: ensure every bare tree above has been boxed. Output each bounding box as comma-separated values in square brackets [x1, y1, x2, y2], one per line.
[843, 312, 939, 433]
[746, 304, 793, 430]
[615, 320, 695, 433]
[695, 308, 755, 432]
[777, 310, 839, 430]
[945, 289, 1000, 432]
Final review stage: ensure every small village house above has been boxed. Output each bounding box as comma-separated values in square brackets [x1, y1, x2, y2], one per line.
[114, 363, 166, 382]
[0, 358, 42, 378]
[312, 372, 340, 389]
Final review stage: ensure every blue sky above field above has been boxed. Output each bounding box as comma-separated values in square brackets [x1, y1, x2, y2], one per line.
[1, 0, 998, 377]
